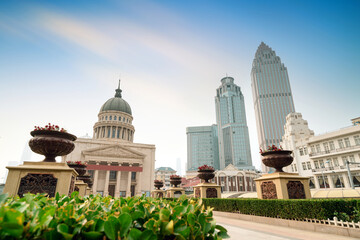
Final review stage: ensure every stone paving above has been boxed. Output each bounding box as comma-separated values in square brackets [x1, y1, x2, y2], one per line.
[215, 215, 358, 240]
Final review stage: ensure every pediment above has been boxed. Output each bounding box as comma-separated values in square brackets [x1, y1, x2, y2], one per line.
[223, 164, 238, 171]
[82, 145, 145, 159]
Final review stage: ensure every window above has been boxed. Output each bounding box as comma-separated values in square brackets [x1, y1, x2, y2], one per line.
[329, 141, 335, 150]
[307, 162, 311, 169]
[338, 139, 344, 149]
[349, 155, 355, 163]
[319, 159, 324, 168]
[333, 157, 339, 166]
[302, 162, 307, 170]
[342, 156, 348, 165]
[109, 116, 112, 120]
[354, 135, 360, 145]
[323, 143, 329, 152]
[344, 138, 351, 147]
[311, 145, 316, 153]
[327, 158, 333, 167]
[88, 170, 94, 178]
[119, 117, 121, 121]
[294, 164, 297, 172]
[303, 147, 308, 155]
[105, 116, 108, 120]
[131, 172, 136, 180]
[314, 161, 319, 169]
[114, 116, 117, 120]
[110, 171, 116, 180]
[315, 144, 321, 153]
[299, 148, 304, 156]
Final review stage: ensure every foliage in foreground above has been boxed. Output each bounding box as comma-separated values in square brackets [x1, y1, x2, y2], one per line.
[0, 193, 229, 240]
[202, 198, 360, 221]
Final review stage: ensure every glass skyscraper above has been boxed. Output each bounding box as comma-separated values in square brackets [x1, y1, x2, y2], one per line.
[251, 42, 295, 172]
[186, 125, 219, 170]
[215, 76, 253, 170]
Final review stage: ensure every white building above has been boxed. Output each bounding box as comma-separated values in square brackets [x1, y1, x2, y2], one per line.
[281, 113, 360, 189]
[63, 82, 155, 197]
[154, 167, 176, 189]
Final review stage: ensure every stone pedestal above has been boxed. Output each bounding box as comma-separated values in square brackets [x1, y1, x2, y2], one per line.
[166, 187, 185, 198]
[74, 180, 88, 197]
[3, 161, 78, 197]
[193, 182, 221, 198]
[255, 172, 311, 199]
[85, 187, 92, 196]
[151, 189, 166, 198]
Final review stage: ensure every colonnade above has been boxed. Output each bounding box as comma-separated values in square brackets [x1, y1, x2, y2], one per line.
[214, 175, 256, 192]
[94, 126, 134, 141]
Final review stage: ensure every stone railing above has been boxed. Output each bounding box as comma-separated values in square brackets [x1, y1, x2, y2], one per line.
[310, 145, 360, 157]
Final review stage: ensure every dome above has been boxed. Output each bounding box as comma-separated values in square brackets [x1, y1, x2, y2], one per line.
[99, 83, 132, 115]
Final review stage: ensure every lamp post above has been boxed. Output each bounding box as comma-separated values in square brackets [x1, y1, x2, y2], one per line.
[320, 160, 330, 189]
[346, 160, 355, 189]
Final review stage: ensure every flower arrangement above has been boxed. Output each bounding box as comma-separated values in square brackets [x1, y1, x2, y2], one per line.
[154, 179, 163, 183]
[66, 161, 87, 166]
[170, 175, 181, 179]
[34, 123, 67, 132]
[198, 164, 214, 171]
[259, 145, 283, 154]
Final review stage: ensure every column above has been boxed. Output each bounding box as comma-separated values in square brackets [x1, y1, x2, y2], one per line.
[226, 176, 229, 192]
[92, 162, 99, 193]
[136, 170, 142, 196]
[328, 174, 335, 189]
[342, 173, 351, 188]
[126, 165, 132, 197]
[313, 176, 320, 189]
[104, 163, 110, 196]
[115, 166, 122, 197]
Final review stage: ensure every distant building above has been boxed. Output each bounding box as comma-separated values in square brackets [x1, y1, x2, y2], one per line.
[186, 125, 219, 171]
[215, 77, 253, 170]
[154, 167, 176, 189]
[281, 113, 360, 189]
[251, 42, 295, 173]
[64, 82, 155, 197]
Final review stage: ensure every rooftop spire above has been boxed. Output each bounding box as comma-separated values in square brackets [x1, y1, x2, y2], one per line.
[115, 79, 122, 98]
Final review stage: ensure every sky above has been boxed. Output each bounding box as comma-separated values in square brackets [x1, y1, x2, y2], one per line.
[0, 0, 359, 182]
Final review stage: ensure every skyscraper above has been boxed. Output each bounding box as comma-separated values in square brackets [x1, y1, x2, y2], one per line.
[215, 76, 253, 170]
[186, 125, 220, 170]
[251, 42, 295, 172]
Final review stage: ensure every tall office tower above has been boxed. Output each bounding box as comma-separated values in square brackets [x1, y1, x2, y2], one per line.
[251, 42, 295, 172]
[186, 125, 220, 170]
[215, 76, 253, 170]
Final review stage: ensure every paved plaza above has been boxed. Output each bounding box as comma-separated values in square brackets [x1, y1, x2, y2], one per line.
[215, 214, 358, 240]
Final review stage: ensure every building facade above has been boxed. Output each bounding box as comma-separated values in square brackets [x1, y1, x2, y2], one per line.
[154, 167, 176, 189]
[251, 42, 295, 172]
[281, 114, 360, 189]
[186, 125, 219, 171]
[215, 76, 253, 170]
[63, 82, 155, 197]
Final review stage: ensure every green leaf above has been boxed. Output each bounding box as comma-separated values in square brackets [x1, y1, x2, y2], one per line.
[160, 208, 170, 221]
[4, 210, 24, 225]
[57, 224, 73, 240]
[144, 219, 156, 230]
[139, 230, 157, 240]
[128, 228, 142, 240]
[104, 216, 120, 240]
[187, 213, 196, 226]
[165, 220, 174, 234]
[215, 225, 227, 232]
[131, 210, 144, 220]
[217, 230, 230, 238]
[173, 206, 186, 217]
[0, 193, 8, 205]
[1, 222, 23, 238]
[44, 229, 62, 240]
[95, 219, 105, 232]
[82, 231, 104, 240]
[119, 213, 132, 237]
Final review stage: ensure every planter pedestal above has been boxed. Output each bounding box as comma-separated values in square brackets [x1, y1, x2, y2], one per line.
[151, 189, 166, 198]
[166, 187, 185, 198]
[74, 180, 88, 197]
[193, 182, 221, 198]
[255, 172, 311, 199]
[3, 161, 78, 197]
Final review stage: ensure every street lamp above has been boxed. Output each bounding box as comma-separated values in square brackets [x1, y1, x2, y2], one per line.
[346, 160, 355, 189]
[320, 160, 330, 189]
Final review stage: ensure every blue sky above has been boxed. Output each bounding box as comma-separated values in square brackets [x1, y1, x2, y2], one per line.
[0, 0, 359, 180]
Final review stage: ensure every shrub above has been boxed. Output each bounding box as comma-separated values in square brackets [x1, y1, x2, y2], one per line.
[0, 193, 229, 239]
[202, 198, 358, 220]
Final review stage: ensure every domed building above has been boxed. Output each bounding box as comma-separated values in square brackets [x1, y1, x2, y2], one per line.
[63, 81, 155, 197]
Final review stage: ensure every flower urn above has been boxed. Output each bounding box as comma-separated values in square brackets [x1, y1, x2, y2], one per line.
[169, 177, 182, 188]
[261, 150, 293, 173]
[197, 169, 215, 183]
[154, 180, 164, 190]
[29, 130, 77, 162]
[67, 162, 87, 176]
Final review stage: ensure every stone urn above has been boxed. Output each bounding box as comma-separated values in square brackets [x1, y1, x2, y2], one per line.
[29, 130, 77, 162]
[197, 169, 215, 183]
[261, 150, 293, 173]
[78, 174, 92, 188]
[170, 177, 182, 188]
[67, 162, 87, 176]
[154, 180, 164, 190]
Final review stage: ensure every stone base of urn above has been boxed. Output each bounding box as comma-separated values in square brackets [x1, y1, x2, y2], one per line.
[255, 172, 311, 199]
[74, 180, 88, 197]
[166, 187, 185, 198]
[193, 182, 221, 198]
[151, 189, 166, 198]
[3, 161, 78, 197]
[85, 187, 92, 196]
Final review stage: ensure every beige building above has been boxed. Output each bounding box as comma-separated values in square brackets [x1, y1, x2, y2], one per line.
[281, 113, 360, 190]
[63, 83, 155, 197]
[154, 167, 176, 189]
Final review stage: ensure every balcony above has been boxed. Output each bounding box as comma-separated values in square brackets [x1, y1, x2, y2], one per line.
[309, 145, 360, 158]
[312, 164, 360, 173]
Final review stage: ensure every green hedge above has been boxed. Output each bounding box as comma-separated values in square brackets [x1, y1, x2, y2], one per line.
[0, 193, 229, 240]
[202, 198, 359, 220]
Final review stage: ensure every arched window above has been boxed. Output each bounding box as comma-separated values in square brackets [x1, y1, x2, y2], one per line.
[114, 116, 117, 120]
[105, 116, 108, 120]
[109, 116, 112, 120]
